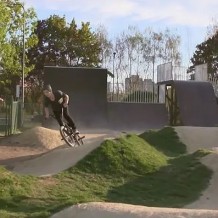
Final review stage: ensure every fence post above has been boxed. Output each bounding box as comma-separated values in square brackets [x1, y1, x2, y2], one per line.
[11, 100, 19, 134]
[8, 96, 13, 135]
[17, 101, 22, 129]
[4, 96, 12, 136]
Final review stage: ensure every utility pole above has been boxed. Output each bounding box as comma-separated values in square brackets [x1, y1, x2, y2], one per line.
[6, 2, 25, 126]
[152, 55, 155, 102]
[21, 3, 25, 111]
[112, 52, 116, 101]
[152, 39, 156, 103]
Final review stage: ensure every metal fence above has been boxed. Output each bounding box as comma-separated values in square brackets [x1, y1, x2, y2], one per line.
[0, 98, 43, 136]
[208, 76, 218, 97]
[0, 101, 7, 136]
[0, 98, 21, 136]
[107, 80, 158, 103]
[108, 63, 189, 103]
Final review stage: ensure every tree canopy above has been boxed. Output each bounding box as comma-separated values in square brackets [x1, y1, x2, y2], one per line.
[0, 0, 38, 97]
[27, 15, 102, 82]
[188, 30, 218, 77]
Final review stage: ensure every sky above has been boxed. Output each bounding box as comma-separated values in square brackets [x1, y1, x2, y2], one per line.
[24, 0, 218, 67]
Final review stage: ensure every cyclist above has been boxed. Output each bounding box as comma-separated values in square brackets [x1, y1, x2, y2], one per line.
[42, 84, 78, 133]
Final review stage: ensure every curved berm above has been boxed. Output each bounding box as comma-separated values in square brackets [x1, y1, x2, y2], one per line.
[173, 81, 218, 126]
[51, 202, 218, 218]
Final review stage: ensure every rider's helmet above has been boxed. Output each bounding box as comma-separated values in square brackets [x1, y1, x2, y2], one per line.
[43, 84, 52, 92]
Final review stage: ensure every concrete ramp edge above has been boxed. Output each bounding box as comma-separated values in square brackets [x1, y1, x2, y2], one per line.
[51, 202, 218, 218]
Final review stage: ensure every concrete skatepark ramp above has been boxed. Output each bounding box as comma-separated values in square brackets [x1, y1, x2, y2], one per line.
[174, 80, 218, 126]
[51, 202, 218, 218]
[11, 135, 109, 176]
[162, 80, 218, 126]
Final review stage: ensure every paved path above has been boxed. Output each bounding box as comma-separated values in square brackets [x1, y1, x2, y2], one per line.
[11, 132, 120, 177]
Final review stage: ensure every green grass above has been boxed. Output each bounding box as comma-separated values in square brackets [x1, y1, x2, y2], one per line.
[139, 127, 187, 156]
[0, 127, 213, 217]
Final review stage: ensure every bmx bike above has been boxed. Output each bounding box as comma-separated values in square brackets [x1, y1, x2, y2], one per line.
[45, 114, 85, 147]
[60, 121, 85, 147]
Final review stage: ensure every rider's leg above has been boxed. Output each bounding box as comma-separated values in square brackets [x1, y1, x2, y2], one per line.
[63, 106, 77, 130]
[53, 110, 64, 127]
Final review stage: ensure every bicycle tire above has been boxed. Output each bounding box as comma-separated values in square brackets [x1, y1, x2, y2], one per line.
[73, 133, 84, 146]
[60, 126, 77, 147]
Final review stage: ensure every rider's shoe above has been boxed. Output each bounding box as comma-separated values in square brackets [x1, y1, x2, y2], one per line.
[60, 125, 65, 131]
[72, 129, 79, 134]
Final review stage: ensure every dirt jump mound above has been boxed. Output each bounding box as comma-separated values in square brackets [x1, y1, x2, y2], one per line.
[1, 126, 64, 150]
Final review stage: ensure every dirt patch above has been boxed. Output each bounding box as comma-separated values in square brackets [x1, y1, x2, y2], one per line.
[0, 127, 66, 167]
[0, 127, 64, 149]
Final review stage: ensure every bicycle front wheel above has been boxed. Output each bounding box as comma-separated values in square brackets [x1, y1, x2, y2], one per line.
[60, 127, 77, 147]
[73, 133, 84, 146]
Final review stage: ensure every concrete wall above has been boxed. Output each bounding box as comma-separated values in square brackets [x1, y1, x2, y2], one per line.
[44, 66, 108, 128]
[107, 102, 168, 131]
[43, 66, 169, 130]
[174, 81, 218, 127]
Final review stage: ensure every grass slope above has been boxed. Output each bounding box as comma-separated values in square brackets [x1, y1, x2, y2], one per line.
[0, 127, 213, 217]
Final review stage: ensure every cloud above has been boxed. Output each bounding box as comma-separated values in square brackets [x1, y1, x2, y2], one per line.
[25, 0, 136, 16]
[130, 0, 218, 27]
[24, 0, 218, 27]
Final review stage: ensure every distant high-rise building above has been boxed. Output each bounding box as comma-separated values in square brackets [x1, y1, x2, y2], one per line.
[125, 75, 157, 93]
[125, 75, 143, 92]
[143, 79, 153, 92]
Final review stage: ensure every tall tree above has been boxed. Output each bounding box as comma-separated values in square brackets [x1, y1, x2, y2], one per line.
[27, 15, 67, 81]
[207, 18, 218, 38]
[0, 0, 37, 97]
[106, 26, 181, 88]
[27, 15, 102, 82]
[72, 22, 101, 67]
[188, 31, 218, 77]
[95, 25, 113, 68]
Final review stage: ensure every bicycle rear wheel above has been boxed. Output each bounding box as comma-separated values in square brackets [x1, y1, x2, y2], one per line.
[60, 126, 77, 147]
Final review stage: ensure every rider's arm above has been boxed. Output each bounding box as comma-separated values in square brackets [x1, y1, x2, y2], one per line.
[63, 93, 69, 107]
[44, 107, 50, 119]
[43, 96, 50, 119]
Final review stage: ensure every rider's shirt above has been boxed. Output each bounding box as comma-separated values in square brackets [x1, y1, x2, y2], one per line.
[44, 90, 67, 111]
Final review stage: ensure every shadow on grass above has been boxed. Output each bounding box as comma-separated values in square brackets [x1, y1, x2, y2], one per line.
[106, 150, 212, 208]
[0, 196, 74, 218]
[139, 127, 187, 157]
[0, 196, 50, 216]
